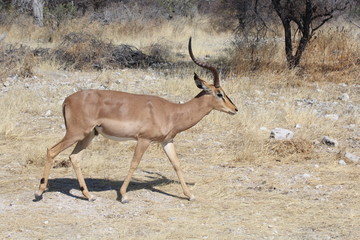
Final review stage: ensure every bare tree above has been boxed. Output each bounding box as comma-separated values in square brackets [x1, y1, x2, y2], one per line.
[271, 0, 350, 68]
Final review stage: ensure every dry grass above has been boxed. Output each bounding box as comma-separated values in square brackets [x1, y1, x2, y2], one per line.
[0, 14, 359, 239]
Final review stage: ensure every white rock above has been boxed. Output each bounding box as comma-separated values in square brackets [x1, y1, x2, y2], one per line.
[270, 128, 294, 140]
[99, 84, 107, 90]
[44, 110, 52, 117]
[338, 160, 347, 166]
[343, 124, 356, 130]
[325, 114, 339, 120]
[339, 83, 347, 87]
[115, 79, 123, 84]
[322, 136, 338, 147]
[339, 93, 350, 101]
[345, 152, 359, 163]
[303, 173, 311, 179]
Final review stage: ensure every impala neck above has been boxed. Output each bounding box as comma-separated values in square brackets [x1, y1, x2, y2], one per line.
[173, 91, 213, 133]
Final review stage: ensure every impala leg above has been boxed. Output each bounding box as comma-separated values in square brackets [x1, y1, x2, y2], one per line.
[162, 141, 195, 201]
[35, 136, 78, 201]
[120, 139, 151, 203]
[69, 131, 96, 201]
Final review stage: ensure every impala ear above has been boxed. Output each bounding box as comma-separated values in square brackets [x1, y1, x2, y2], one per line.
[194, 73, 212, 93]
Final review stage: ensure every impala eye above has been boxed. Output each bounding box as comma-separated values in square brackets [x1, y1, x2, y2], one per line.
[216, 92, 223, 98]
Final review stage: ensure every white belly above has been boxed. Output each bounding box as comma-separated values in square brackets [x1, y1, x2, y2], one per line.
[95, 126, 136, 142]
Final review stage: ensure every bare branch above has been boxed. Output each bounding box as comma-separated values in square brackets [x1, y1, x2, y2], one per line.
[312, 15, 333, 32]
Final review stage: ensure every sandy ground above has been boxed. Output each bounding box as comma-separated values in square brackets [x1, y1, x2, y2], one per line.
[0, 69, 359, 239]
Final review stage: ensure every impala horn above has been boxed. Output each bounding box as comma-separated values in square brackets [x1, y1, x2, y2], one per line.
[188, 37, 220, 88]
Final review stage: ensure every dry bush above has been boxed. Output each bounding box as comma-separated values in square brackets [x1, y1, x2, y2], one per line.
[0, 44, 35, 81]
[303, 24, 360, 73]
[19, 51, 35, 77]
[230, 38, 284, 74]
[51, 32, 167, 70]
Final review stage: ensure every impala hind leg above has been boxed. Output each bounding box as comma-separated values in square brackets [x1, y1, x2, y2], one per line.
[35, 135, 79, 201]
[120, 139, 151, 203]
[162, 141, 195, 201]
[69, 131, 96, 201]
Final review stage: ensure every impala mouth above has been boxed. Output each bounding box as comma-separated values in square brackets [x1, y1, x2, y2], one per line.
[227, 107, 238, 115]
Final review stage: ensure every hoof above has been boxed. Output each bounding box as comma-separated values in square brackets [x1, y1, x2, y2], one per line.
[34, 192, 43, 202]
[121, 198, 129, 204]
[88, 195, 96, 202]
[188, 195, 196, 201]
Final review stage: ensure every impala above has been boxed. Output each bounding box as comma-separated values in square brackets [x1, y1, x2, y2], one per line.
[35, 37, 238, 203]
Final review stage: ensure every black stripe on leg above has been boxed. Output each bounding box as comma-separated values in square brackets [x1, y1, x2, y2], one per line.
[40, 178, 45, 184]
[80, 187, 84, 192]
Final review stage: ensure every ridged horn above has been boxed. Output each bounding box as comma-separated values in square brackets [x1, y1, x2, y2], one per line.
[188, 37, 220, 88]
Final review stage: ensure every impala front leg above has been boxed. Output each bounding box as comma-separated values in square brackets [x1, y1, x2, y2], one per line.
[120, 138, 151, 203]
[35, 135, 79, 201]
[162, 141, 195, 201]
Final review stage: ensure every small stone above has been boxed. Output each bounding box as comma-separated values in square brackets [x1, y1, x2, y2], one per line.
[338, 160, 347, 166]
[303, 173, 311, 179]
[339, 83, 347, 87]
[345, 152, 359, 163]
[325, 114, 339, 120]
[322, 136, 338, 147]
[270, 128, 294, 140]
[44, 110, 52, 117]
[343, 124, 356, 130]
[115, 79, 123, 84]
[99, 84, 107, 90]
[339, 93, 350, 101]
[295, 124, 302, 129]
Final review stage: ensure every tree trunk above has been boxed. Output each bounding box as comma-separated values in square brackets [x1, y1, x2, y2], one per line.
[272, 0, 313, 69]
[281, 18, 296, 68]
[32, 0, 44, 27]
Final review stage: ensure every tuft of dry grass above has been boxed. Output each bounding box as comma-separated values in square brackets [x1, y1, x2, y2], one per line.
[0, 89, 45, 137]
[304, 25, 359, 70]
[265, 138, 314, 162]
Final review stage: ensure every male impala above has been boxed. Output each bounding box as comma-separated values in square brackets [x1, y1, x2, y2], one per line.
[35, 37, 238, 203]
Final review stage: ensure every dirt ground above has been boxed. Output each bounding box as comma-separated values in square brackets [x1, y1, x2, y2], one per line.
[0, 69, 359, 240]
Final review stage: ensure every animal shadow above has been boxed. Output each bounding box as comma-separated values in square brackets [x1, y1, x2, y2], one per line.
[36, 171, 191, 201]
